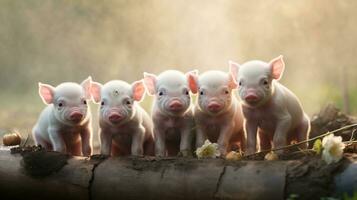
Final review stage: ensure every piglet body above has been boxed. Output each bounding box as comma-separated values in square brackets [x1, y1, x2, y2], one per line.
[230, 56, 310, 154]
[144, 70, 195, 157]
[188, 70, 245, 156]
[91, 80, 154, 156]
[32, 77, 93, 156]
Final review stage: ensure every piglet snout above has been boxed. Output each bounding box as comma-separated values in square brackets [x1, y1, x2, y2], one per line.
[169, 100, 183, 111]
[108, 113, 123, 122]
[208, 101, 222, 112]
[244, 90, 259, 102]
[245, 94, 259, 101]
[70, 111, 83, 122]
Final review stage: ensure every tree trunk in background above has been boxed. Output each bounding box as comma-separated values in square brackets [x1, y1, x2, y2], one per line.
[341, 65, 350, 114]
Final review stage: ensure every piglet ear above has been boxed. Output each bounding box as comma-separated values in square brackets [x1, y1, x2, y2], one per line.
[90, 81, 102, 103]
[228, 73, 238, 90]
[81, 76, 92, 99]
[229, 60, 240, 82]
[269, 55, 285, 80]
[186, 70, 198, 94]
[38, 82, 55, 104]
[132, 80, 145, 102]
[143, 72, 157, 96]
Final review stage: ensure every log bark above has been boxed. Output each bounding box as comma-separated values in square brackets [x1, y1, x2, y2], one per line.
[0, 146, 356, 200]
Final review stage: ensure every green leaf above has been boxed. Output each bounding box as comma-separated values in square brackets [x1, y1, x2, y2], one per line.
[313, 139, 322, 155]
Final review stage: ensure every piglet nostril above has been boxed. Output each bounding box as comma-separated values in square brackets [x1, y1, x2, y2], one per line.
[70, 112, 83, 121]
[169, 100, 183, 110]
[108, 113, 123, 122]
[208, 102, 222, 111]
[245, 94, 259, 102]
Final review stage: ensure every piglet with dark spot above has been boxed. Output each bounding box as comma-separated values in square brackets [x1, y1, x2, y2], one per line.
[91, 80, 154, 156]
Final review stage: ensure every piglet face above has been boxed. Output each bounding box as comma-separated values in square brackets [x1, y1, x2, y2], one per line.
[144, 70, 191, 116]
[38, 77, 92, 125]
[188, 70, 236, 115]
[229, 56, 285, 107]
[91, 80, 145, 125]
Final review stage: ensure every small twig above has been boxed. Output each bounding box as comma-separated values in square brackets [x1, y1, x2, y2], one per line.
[21, 133, 30, 147]
[244, 123, 357, 157]
[349, 129, 356, 141]
[287, 149, 315, 157]
[344, 141, 357, 146]
[297, 147, 311, 156]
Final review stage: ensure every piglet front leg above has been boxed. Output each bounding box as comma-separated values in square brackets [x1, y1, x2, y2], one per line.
[80, 127, 92, 156]
[245, 120, 258, 155]
[131, 126, 145, 156]
[154, 127, 166, 157]
[195, 125, 207, 149]
[273, 115, 292, 154]
[217, 122, 234, 156]
[48, 127, 67, 154]
[179, 124, 193, 157]
[100, 129, 113, 156]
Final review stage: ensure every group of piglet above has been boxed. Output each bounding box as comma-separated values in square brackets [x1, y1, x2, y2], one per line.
[32, 55, 310, 158]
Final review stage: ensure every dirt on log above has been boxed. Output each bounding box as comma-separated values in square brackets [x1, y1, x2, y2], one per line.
[0, 146, 356, 200]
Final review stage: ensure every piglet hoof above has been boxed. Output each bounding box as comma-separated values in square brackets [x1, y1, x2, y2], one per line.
[82, 149, 92, 157]
[178, 150, 193, 158]
[218, 154, 227, 159]
[129, 154, 145, 159]
[245, 149, 256, 156]
[273, 149, 286, 156]
[155, 152, 166, 157]
[90, 154, 109, 160]
[82, 152, 91, 158]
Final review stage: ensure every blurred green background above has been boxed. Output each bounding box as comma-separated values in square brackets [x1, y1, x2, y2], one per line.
[0, 0, 356, 148]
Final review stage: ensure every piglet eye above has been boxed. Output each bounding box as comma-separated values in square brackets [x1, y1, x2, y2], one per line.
[101, 101, 105, 106]
[83, 100, 87, 105]
[200, 91, 204, 95]
[263, 80, 269, 85]
[224, 90, 229, 94]
[126, 100, 131, 105]
[159, 91, 164, 96]
[239, 81, 242, 86]
[58, 103, 63, 107]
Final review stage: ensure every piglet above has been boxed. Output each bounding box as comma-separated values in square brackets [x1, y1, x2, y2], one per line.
[187, 70, 245, 156]
[32, 77, 93, 156]
[91, 80, 154, 156]
[144, 70, 195, 157]
[229, 55, 310, 155]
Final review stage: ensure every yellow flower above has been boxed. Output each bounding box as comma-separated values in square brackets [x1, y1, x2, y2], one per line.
[313, 139, 322, 155]
[226, 151, 242, 161]
[264, 151, 279, 161]
[196, 140, 220, 159]
[321, 134, 345, 164]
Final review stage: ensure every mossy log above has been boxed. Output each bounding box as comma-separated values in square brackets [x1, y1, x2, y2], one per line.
[0, 146, 356, 200]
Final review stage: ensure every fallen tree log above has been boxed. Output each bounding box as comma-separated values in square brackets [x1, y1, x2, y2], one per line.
[310, 103, 357, 147]
[0, 146, 356, 200]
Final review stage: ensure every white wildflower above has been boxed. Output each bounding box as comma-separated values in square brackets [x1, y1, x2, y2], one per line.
[321, 134, 345, 164]
[196, 140, 220, 159]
